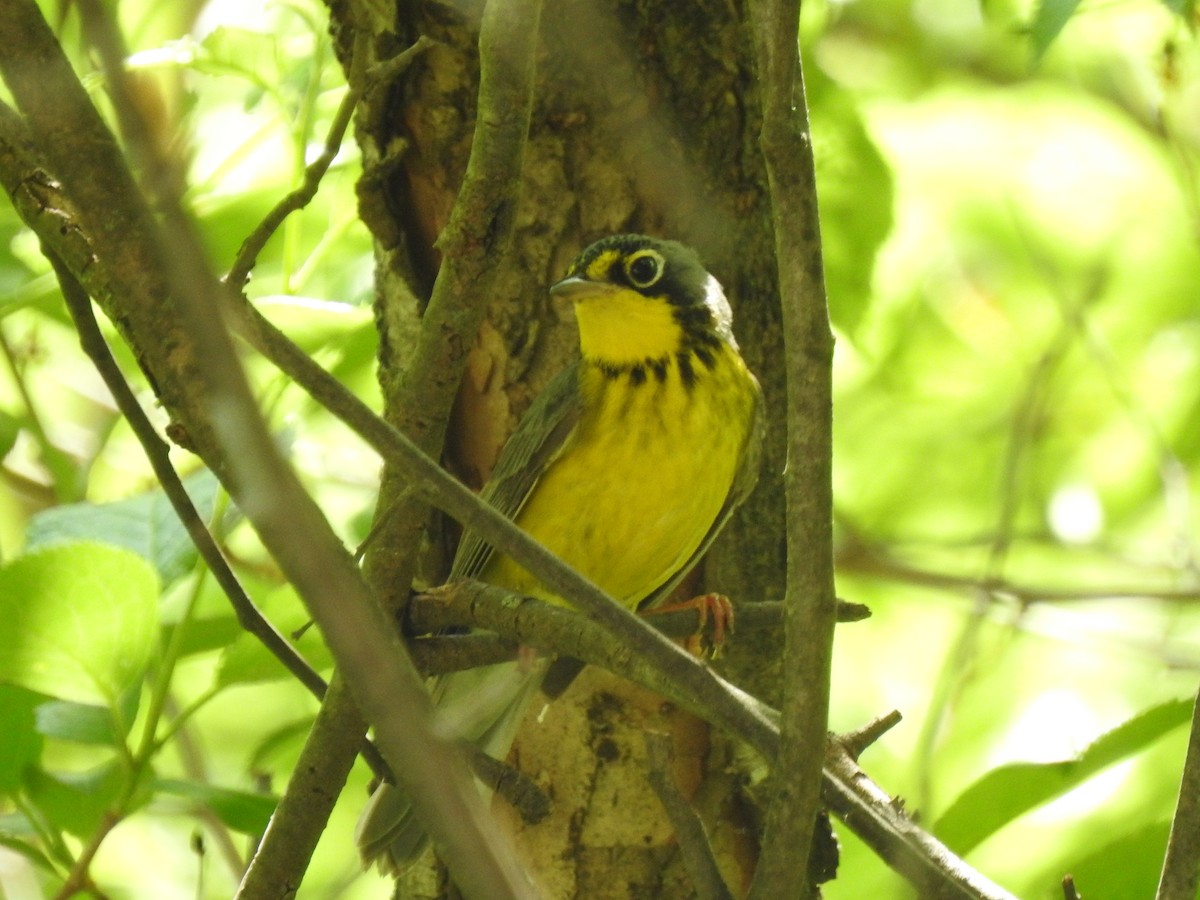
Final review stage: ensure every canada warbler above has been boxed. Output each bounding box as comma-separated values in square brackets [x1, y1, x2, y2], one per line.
[356, 233, 764, 871]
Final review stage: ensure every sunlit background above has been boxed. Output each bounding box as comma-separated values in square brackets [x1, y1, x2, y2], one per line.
[0, 0, 1197, 897]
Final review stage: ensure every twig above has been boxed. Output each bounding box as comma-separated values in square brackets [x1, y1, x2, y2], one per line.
[407, 593, 867, 651]
[913, 316, 1075, 808]
[823, 739, 1016, 900]
[225, 85, 358, 291]
[837, 710, 904, 762]
[407, 632, 519, 675]
[223, 36, 432, 291]
[359, 0, 548, 621]
[52, 811, 120, 900]
[1062, 874, 1082, 900]
[164, 694, 247, 878]
[745, 0, 837, 894]
[53, 259, 332, 704]
[73, 0, 180, 208]
[644, 731, 734, 900]
[239, 674, 380, 897]
[1155, 687, 1200, 899]
[468, 747, 551, 827]
[839, 536, 1200, 605]
[45, 255, 403, 781]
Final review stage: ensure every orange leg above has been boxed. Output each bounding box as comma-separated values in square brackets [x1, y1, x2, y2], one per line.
[642, 592, 735, 651]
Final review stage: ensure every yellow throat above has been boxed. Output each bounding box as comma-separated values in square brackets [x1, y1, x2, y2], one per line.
[479, 238, 759, 609]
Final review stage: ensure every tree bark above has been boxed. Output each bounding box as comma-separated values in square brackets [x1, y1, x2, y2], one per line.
[331, 0, 791, 895]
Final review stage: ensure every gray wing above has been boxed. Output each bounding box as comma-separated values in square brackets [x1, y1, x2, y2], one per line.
[638, 372, 766, 609]
[450, 362, 583, 580]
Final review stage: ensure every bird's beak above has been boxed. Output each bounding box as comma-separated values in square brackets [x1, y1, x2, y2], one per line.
[549, 275, 618, 300]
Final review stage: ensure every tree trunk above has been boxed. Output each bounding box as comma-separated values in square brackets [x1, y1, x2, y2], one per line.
[332, 1, 790, 894]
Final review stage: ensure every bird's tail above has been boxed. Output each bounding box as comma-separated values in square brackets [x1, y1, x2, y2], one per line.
[354, 659, 548, 872]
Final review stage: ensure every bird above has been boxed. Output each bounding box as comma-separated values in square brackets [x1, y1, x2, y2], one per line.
[355, 233, 764, 873]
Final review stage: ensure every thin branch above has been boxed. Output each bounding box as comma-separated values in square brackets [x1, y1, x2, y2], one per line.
[0, 324, 75, 501]
[839, 536, 1200, 605]
[52, 811, 120, 900]
[837, 710, 904, 762]
[359, 0, 548, 621]
[1155, 686, 1200, 900]
[53, 258, 332, 702]
[408, 593, 868, 655]
[745, 0, 837, 894]
[644, 731, 734, 900]
[164, 694, 248, 879]
[238, 673, 380, 897]
[823, 739, 1016, 900]
[45, 254, 404, 780]
[467, 747, 551, 828]
[225, 86, 358, 291]
[912, 315, 1075, 808]
[408, 632, 519, 675]
[223, 36, 433, 291]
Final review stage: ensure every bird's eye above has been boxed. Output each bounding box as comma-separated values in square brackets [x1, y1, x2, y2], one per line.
[625, 250, 664, 288]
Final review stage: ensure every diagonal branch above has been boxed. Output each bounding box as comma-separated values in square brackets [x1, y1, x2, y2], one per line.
[224, 35, 434, 292]
[644, 731, 735, 900]
[51, 256, 332, 707]
[49, 251, 397, 782]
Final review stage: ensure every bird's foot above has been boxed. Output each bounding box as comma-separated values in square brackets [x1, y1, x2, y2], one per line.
[642, 592, 735, 655]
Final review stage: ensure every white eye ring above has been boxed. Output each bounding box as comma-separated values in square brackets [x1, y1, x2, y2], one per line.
[625, 249, 665, 288]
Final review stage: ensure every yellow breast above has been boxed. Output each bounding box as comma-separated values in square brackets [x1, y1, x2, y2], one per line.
[482, 344, 758, 609]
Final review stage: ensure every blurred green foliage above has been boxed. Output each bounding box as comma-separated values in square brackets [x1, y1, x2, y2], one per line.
[0, 0, 1197, 897]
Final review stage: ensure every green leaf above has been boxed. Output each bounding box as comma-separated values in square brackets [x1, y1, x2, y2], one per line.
[34, 686, 140, 746]
[935, 698, 1193, 853]
[0, 686, 43, 794]
[24, 761, 131, 838]
[0, 543, 159, 707]
[215, 585, 331, 687]
[154, 779, 276, 834]
[1030, 0, 1082, 60]
[248, 717, 316, 772]
[1159, 0, 1196, 18]
[1061, 821, 1171, 898]
[809, 67, 893, 338]
[0, 407, 19, 460]
[26, 470, 222, 584]
[0, 832, 57, 873]
[194, 27, 279, 93]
